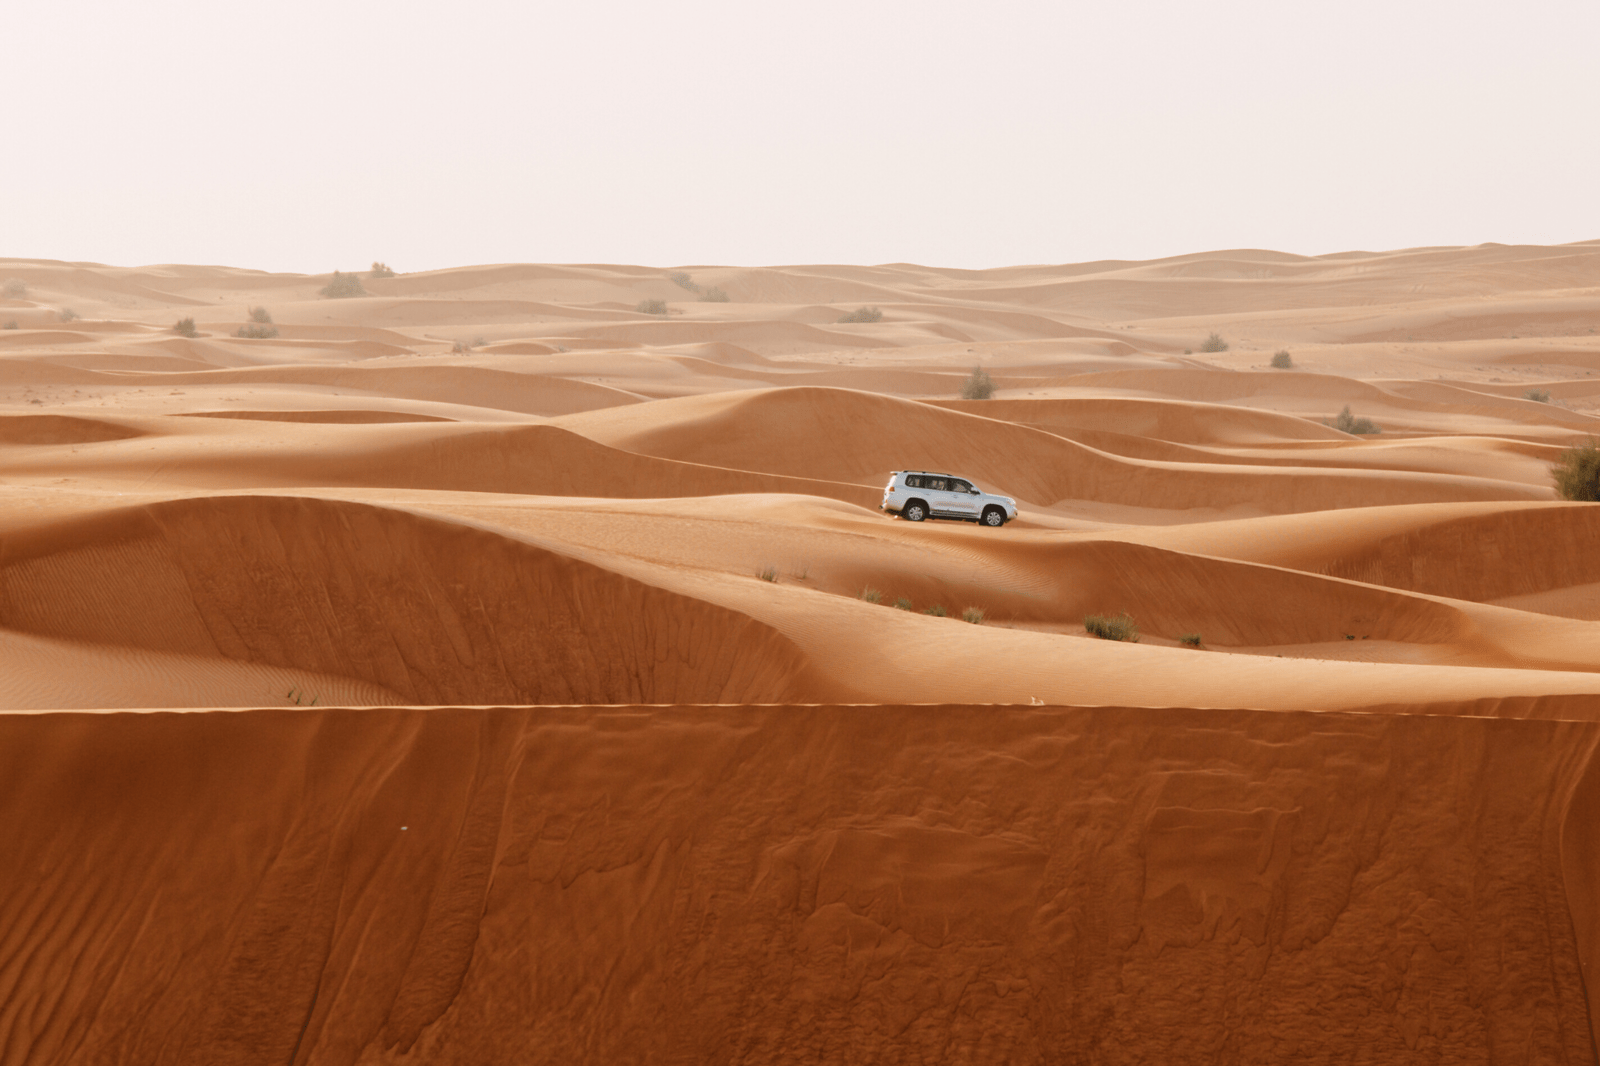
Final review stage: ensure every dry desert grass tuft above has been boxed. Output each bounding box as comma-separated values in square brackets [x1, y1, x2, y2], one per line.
[1085, 612, 1140, 642]
[960, 366, 995, 399]
[1331, 405, 1381, 435]
[320, 270, 367, 298]
[1553, 438, 1600, 501]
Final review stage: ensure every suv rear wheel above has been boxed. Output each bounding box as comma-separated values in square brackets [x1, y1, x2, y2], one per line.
[902, 500, 928, 522]
[982, 506, 1006, 527]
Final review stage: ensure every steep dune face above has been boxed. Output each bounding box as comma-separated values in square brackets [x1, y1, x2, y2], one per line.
[931, 395, 1350, 445]
[0, 705, 1593, 1065]
[0, 496, 828, 706]
[1305, 504, 1600, 601]
[0, 414, 142, 444]
[315, 424, 881, 506]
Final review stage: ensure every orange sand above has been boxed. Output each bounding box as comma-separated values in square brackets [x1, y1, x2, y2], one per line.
[3, 244, 1600, 1061]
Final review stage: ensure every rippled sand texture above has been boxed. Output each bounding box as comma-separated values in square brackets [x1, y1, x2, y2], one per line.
[2, 243, 1600, 1062]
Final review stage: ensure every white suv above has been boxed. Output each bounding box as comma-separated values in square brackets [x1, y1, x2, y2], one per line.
[881, 471, 1018, 526]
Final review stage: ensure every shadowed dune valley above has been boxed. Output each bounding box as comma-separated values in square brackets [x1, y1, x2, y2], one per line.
[8, 244, 1600, 1063]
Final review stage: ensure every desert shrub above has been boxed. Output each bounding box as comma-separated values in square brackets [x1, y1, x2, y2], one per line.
[838, 306, 882, 323]
[369, 261, 396, 279]
[859, 587, 882, 604]
[472, 335, 488, 348]
[249, 306, 273, 324]
[1199, 332, 1229, 353]
[699, 286, 729, 302]
[320, 271, 367, 298]
[1183, 348, 1193, 355]
[1552, 438, 1600, 501]
[636, 298, 668, 315]
[1331, 405, 1380, 435]
[2, 320, 16, 329]
[2, 278, 26, 298]
[668, 271, 697, 291]
[58, 308, 80, 322]
[1270, 350, 1293, 369]
[961, 606, 985, 625]
[173, 317, 199, 338]
[1525, 388, 1551, 403]
[1085, 612, 1140, 642]
[234, 323, 279, 339]
[756, 565, 779, 582]
[1179, 633, 1202, 647]
[894, 597, 913, 611]
[922, 604, 947, 617]
[452, 339, 472, 354]
[960, 366, 995, 400]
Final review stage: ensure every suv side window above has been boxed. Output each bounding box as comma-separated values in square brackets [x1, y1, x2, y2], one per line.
[904, 475, 923, 488]
[928, 478, 948, 491]
[949, 479, 971, 493]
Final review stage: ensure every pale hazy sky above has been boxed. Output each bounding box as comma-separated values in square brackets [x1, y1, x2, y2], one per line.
[3, 0, 1596, 272]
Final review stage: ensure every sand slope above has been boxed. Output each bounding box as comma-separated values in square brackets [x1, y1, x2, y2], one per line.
[0, 705, 1593, 1064]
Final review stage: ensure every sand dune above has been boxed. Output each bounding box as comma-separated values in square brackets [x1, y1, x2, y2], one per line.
[6, 244, 1600, 1061]
[557, 386, 1551, 514]
[0, 706, 1593, 1063]
[0, 495, 830, 707]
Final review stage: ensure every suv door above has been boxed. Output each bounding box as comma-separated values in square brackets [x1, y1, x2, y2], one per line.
[924, 477, 957, 517]
[946, 479, 981, 518]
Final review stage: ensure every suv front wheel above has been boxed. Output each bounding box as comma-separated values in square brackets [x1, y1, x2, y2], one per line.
[902, 500, 928, 522]
[982, 506, 1006, 527]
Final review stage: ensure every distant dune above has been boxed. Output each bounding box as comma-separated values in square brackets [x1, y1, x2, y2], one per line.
[3, 243, 1600, 1062]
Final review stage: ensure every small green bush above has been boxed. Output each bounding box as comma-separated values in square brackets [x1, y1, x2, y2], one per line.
[961, 606, 985, 625]
[1270, 350, 1293, 369]
[960, 366, 995, 400]
[1085, 612, 1140, 642]
[1525, 388, 1551, 403]
[1199, 332, 1229, 353]
[249, 306, 273, 324]
[756, 565, 779, 582]
[894, 597, 913, 611]
[369, 261, 396, 279]
[452, 339, 472, 354]
[2, 278, 26, 298]
[1552, 438, 1600, 501]
[838, 306, 882, 323]
[1178, 633, 1202, 647]
[922, 604, 947, 617]
[234, 323, 279, 339]
[637, 298, 668, 315]
[860, 587, 882, 604]
[174, 317, 199, 338]
[668, 271, 697, 291]
[2, 320, 16, 330]
[320, 271, 367, 298]
[699, 286, 729, 302]
[1331, 405, 1380, 435]
[472, 336, 488, 348]
[58, 308, 80, 322]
